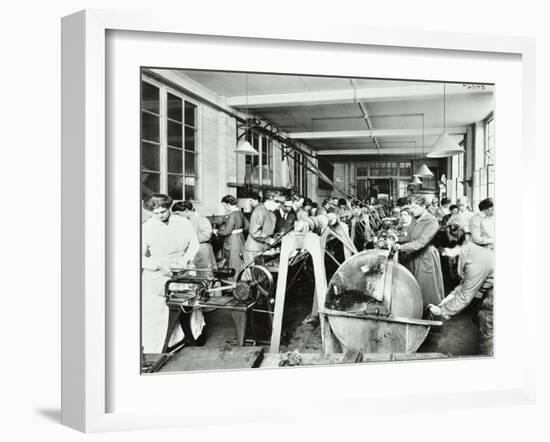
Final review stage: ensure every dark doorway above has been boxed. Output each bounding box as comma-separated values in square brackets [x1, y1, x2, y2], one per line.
[368, 178, 391, 201]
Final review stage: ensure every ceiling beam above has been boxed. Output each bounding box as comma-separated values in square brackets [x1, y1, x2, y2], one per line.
[317, 148, 430, 156]
[226, 84, 491, 108]
[288, 128, 466, 140]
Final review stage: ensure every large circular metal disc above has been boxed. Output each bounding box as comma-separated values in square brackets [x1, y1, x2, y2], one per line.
[325, 250, 426, 353]
[326, 250, 423, 319]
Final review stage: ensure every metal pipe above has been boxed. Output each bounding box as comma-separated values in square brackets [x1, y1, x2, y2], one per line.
[350, 79, 382, 155]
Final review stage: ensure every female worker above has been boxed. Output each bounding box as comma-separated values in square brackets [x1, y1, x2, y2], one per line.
[141, 194, 201, 353]
[216, 195, 248, 278]
[428, 224, 494, 355]
[172, 201, 217, 272]
[443, 204, 459, 226]
[397, 206, 413, 232]
[393, 195, 445, 306]
[469, 197, 494, 250]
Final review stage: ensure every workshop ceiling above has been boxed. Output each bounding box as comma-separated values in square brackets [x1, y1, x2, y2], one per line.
[179, 70, 494, 157]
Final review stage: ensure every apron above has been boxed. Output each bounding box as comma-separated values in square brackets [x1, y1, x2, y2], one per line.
[142, 268, 205, 353]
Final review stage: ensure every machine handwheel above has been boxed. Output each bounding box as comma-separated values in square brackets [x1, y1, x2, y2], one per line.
[237, 265, 275, 323]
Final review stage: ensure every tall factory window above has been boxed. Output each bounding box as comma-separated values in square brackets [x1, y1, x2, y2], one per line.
[141, 82, 161, 199]
[292, 151, 308, 195]
[369, 161, 398, 177]
[261, 138, 273, 185]
[245, 132, 273, 186]
[356, 162, 368, 177]
[485, 115, 495, 198]
[399, 162, 412, 177]
[141, 78, 199, 201]
[485, 116, 495, 168]
[293, 152, 301, 192]
[319, 160, 334, 190]
[420, 167, 439, 191]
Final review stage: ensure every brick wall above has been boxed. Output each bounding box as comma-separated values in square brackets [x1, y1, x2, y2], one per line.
[194, 106, 236, 217]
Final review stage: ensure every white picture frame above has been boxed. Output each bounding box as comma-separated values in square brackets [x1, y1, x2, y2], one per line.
[61, 9, 537, 433]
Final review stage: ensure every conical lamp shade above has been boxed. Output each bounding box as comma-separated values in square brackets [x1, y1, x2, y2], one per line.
[415, 163, 433, 177]
[235, 140, 258, 155]
[427, 132, 464, 158]
[410, 175, 422, 185]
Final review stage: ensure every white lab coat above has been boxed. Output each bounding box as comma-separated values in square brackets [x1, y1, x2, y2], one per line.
[141, 215, 201, 353]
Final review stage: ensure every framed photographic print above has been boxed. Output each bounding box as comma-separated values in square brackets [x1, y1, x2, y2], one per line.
[62, 9, 537, 432]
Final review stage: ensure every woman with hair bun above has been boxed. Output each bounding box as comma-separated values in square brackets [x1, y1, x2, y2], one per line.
[216, 195, 248, 278]
[172, 200, 217, 272]
[429, 224, 494, 355]
[393, 195, 444, 306]
[469, 197, 494, 250]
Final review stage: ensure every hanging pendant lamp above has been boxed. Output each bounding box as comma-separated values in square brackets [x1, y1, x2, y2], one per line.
[235, 140, 258, 155]
[235, 73, 259, 156]
[415, 163, 433, 177]
[410, 175, 422, 185]
[428, 132, 464, 157]
[415, 114, 433, 176]
[427, 83, 464, 158]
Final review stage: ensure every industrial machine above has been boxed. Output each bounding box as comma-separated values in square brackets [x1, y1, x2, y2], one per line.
[320, 240, 442, 354]
[163, 266, 274, 351]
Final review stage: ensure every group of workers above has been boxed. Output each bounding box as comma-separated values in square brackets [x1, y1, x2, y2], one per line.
[141, 189, 495, 356]
[393, 195, 494, 355]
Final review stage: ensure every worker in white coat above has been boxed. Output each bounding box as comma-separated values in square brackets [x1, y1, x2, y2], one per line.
[141, 194, 200, 353]
[469, 197, 494, 250]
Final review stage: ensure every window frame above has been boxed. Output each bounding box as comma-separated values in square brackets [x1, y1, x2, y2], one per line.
[245, 130, 274, 187]
[484, 113, 495, 168]
[141, 76, 201, 202]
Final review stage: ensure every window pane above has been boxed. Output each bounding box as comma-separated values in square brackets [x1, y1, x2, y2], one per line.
[141, 172, 160, 199]
[262, 142, 267, 165]
[141, 82, 159, 114]
[262, 166, 273, 185]
[184, 101, 196, 126]
[185, 177, 196, 201]
[142, 111, 159, 143]
[246, 153, 258, 167]
[167, 93, 182, 122]
[185, 126, 195, 151]
[167, 174, 183, 200]
[168, 148, 183, 174]
[185, 184, 196, 200]
[167, 120, 182, 148]
[185, 151, 196, 176]
[142, 142, 160, 171]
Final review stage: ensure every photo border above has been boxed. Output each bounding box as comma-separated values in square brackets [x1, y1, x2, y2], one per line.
[61, 9, 537, 432]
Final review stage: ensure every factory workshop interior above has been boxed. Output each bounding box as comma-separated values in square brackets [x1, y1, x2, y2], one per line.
[140, 68, 495, 373]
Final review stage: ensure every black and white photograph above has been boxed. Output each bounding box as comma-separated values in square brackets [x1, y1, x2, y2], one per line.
[3, 0, 547, 438]
[140, 68, 495, 373]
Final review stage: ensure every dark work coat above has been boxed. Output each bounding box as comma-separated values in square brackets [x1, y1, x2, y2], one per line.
[274, 209, 296, 234]
[217, 209, 248, 278]
[399, 210, 445, 306]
